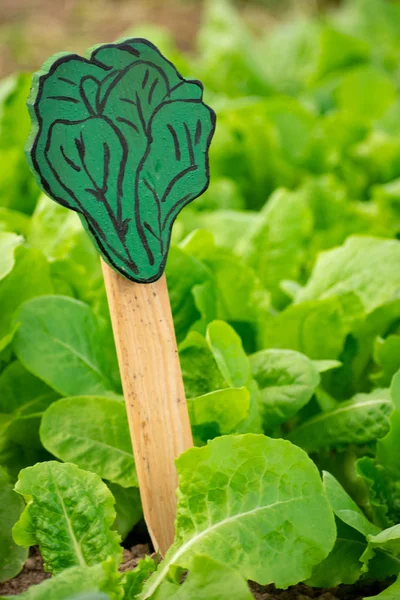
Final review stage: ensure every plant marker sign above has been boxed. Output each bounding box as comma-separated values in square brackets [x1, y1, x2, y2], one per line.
[26, 38, 216, 555]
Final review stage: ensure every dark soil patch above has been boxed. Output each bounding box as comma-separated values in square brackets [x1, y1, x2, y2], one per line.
[0, 546, 392, 599]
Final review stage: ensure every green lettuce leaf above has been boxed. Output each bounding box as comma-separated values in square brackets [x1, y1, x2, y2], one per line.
[13, 296, 115, 397]
[141, 434, 335, 597]
[40, 395, 137, 487]
[239, 187, 312, 307]
[13, 461, 122, 574]
[250, 349, 320, 432]
[188, 387, 250, 444]
[288, 388, 392, 453]
[296, 236, 400, 315]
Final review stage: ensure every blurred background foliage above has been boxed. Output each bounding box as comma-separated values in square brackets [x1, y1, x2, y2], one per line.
[1, 0, 342, 79]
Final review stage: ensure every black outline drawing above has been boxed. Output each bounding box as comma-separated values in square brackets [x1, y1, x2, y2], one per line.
[27, 38, 216, 284]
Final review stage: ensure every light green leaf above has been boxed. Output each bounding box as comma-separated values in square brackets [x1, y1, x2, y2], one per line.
[289, 389, 392, 453]
[239, 187, 312, 306]
[40, 396, 137, 488]
[153, 555, 253, 600]
[336, 66, 397, 119]
[188, 387, 250, 443]
[107, 483, 142, 540]
[0, 466, 28, 582]
[0, 231, 23, 281]
[323, 472, 379, 537]
[141, 434, 335, 597]
[250, 349, 320, 431]
[297, 236, 400, 315]
[260, 293, 364, 360]
[206, 320, 251, 387]
[18, 560, 123, 600]
[13, 296, 114, 397]
[13, 461, 122, 574]
[313, 26, 369, 80]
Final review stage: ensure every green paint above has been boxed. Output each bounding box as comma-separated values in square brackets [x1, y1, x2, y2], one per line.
[26, 39, 216, 283]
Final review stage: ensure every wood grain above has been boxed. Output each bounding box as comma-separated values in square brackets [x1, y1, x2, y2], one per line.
[101, 259, 193, 555]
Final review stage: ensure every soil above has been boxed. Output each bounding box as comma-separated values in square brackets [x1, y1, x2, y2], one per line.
[0, 546, 392, 599]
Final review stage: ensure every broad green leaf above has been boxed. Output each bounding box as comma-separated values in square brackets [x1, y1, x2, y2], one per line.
[323, 472, 379, 537]
[239, 187, 312, 306]
[289, 389, 392, 453]
[307, 520, 366, 587]
[28, 39, 215, 283]
[206, 320, 251, 387]
[153, 555, 253, 600]
[336, 66, 397, 119]
[260, 293, 364, 360]
[17, 560, 123, 600]
[40, 396, 137, 487]
[250, 349, 320, 432]
[0, 466, 28, 582]
[13, 461, 122, 574]
[297, 236, 400, 315]
[188, 387, 250, 444]
[107, 483, 142, 540]
[141, 434, 335, 597]
[0, 231, 23, 281]
[313, 27, 369, 80]
[0, 246, 53, 342]
[0, 361, 58, 449]
[13, 296, 114, 397]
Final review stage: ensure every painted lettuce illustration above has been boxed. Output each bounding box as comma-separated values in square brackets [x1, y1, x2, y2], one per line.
[26, 39, 216, 282]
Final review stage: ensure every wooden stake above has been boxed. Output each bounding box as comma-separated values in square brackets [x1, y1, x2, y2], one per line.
[102, 260, 193, 555]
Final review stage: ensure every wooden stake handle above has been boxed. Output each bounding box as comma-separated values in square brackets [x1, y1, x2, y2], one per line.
[102, 260, 193, 555]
